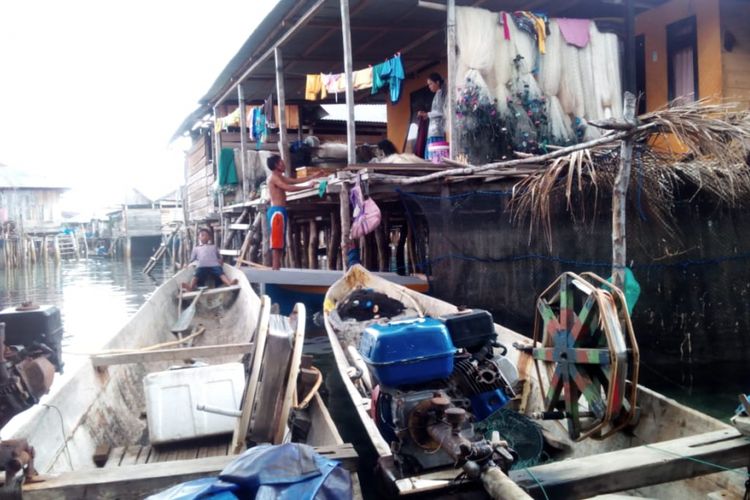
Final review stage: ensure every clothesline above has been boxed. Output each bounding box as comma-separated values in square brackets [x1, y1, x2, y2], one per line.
[305, 53, 405, 104]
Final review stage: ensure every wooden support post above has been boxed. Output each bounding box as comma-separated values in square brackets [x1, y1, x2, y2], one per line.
[288, 220, 300, 268]
[274, 47, 291, 176]
[612, 92, 636, 289]
[328, 211, 340, 270]
[340, 182, 351, 269]
[308, 219, 319, 269]
[238, 86, 249, 201]
[299, 222, 309, 269]
[446, 0, 458, 159]
[123, 204, 131, 260]
[41, 235, 48, 263]
[260, 204, 271, 267]
[374, 224, 387, 272]
[339, 0, 356, 164]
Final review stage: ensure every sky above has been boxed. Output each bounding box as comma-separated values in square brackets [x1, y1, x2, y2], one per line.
[0, 0, 279, 214]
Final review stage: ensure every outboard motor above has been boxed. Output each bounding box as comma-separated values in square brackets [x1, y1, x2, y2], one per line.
[0, 303, 64, 429]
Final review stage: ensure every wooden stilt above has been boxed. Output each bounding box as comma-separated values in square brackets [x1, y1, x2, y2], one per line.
[374, 226, 387, 272]
[260, 204, 271, 267]
[327, 212, 340, 270]
[396, 226, 406, 275]
[299, 222, 309, 269]
[340, 182, 351, 269]
[308, 219, 318, 269]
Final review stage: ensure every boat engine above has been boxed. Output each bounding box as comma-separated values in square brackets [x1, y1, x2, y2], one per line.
[0, 303, 64, 429]
[361, 312, 521, 474]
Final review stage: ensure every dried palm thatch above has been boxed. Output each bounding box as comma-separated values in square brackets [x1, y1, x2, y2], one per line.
[509, 99, 750, 246]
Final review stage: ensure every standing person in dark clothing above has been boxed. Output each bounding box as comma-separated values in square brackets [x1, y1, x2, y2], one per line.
[182, 228, 238, 291]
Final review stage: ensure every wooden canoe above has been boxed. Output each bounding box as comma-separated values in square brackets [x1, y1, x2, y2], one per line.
[5, 265, 359, 498]
[324, 265, 746, 499]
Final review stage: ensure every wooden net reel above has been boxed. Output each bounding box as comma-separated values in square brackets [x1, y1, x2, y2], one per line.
[531, 272, 639, 440]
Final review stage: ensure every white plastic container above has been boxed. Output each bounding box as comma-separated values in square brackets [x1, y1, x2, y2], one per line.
[144, 362, 245, 444]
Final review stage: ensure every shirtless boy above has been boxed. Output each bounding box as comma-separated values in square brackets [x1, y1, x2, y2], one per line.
[266, 155, 323, 270]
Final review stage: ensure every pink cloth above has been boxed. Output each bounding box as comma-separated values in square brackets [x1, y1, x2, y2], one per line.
[557, 18, 591, 48]
[502, 12, 510, 40]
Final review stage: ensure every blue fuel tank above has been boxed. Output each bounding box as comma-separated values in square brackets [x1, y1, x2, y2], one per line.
[358, 317, 455, 387]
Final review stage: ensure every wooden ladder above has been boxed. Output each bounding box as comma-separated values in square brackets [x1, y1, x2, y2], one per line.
[56, 234, 79, 260]
[220, 208, 251, 266]
[143, 224, 181, 274]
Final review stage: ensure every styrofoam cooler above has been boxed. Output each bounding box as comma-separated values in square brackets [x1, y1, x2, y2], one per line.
[144, 363, 245, 444]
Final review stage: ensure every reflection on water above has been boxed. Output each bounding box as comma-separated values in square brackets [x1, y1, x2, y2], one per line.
[1, 258, 173, 369]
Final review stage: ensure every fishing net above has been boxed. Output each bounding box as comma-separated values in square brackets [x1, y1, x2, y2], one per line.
[454, 7, 622, 156]
[474, 408, 544, 469]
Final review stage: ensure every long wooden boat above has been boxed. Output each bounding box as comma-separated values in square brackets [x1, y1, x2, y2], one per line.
[324, 265, 747, 499]
[4, 265, 359, 498]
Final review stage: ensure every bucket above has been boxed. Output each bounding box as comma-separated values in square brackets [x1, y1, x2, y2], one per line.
[427, 141, 449, 164]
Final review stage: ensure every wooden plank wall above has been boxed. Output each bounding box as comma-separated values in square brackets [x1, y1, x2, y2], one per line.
[187, 134, 213, 221]
[721, 0, 750, 107]
[0, 188, 64, 233]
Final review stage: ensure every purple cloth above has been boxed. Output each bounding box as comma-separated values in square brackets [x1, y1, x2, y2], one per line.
[557, 18, 591, 48]
[191, 244, 221, 268]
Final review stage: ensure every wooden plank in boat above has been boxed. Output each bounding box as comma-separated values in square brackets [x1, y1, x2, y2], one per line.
[91, 342, 255, 367]
[119, 446, 141, 466]
[509, 429, 750, 499]
[134, 446, 151, 465]
[22, 444, 360, 499]
[103, 447, 126, 468]
[179, 284, 241, 299]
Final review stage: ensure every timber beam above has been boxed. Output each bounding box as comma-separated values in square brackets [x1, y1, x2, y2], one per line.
[509, 429, 750, 499]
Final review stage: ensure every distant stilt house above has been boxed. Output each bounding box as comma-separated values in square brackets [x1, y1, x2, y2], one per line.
[0, 162, 68, 267]
[107, 189, 164, 259]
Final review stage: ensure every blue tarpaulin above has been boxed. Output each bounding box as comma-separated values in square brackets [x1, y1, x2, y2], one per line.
[147, 443, 352, 500]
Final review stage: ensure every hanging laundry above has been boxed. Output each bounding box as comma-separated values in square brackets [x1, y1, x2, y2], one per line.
[371, 62, 388, 95]
[352, 67, 373, 91]
[378, 54, 405, 103]
[305, 74, 322, 100]
[520, 12, 547, 54]
[218, 148, 239, 186]
[501, 12, 511, 40]
[264, 94, 275, 128]
[557, 18, 592, 48]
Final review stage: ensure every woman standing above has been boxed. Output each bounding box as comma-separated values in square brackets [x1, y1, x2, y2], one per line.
[418, 73, 448, 163]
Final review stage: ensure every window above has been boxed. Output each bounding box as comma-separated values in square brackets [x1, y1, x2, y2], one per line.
[667, 16, 698, 104]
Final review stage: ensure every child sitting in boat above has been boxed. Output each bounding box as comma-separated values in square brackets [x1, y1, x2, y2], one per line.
[182, 228, 238, 291]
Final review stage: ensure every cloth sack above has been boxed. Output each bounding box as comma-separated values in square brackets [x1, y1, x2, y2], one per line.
[350, 182, 381, 239]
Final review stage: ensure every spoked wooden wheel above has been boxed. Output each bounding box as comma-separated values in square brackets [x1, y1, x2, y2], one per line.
[532, 272, 639, 440]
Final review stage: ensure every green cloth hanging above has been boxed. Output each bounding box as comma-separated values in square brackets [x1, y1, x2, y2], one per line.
[606, 267, 641, 315]
[218, 148, 239, 186]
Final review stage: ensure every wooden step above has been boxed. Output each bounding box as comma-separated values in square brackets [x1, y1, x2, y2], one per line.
[219, 249, 240, 256]
[229, 223, 251, 231]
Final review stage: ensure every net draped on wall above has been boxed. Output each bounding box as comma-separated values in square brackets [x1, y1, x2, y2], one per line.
[454, 7, 622, 163]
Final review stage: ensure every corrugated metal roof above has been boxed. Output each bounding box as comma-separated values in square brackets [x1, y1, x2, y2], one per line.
[0, 163, 69, 190]
[173, 0, 670, 140]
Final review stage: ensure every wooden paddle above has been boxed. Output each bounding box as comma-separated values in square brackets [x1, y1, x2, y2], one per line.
[170, 288, 204, 334]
